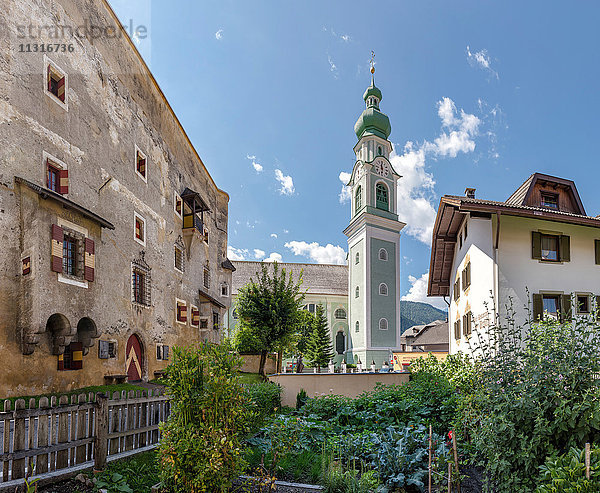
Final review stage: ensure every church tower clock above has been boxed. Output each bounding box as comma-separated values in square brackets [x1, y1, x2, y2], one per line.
[343, 64, 405, 367]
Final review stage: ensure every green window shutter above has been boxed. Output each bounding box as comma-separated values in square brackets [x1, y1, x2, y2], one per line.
[595, 240, 600, 265]
[532, 294, 543, 321]
[532, 231, 542, 259]
[560, 235, 570, 262]
[560, 294, 572, 322]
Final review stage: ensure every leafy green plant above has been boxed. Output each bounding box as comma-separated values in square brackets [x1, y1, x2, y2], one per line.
[305, 304, 334, 370]
[461, 302, 600, 491]
[296, 388, 308, 410]
[93, 472, 133, 493]
[158, 343, 253, 492]
[322, 461, 379, 493]
[333, 424, 449, 492]
[536, 446, 600, 492]
[244, 381, 282, 427]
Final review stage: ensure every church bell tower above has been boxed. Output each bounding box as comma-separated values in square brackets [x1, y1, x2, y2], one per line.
[343, 62, 405, 367]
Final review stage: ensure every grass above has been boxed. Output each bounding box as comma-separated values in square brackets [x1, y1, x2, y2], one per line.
[238, 372, 263, 384]
[244, 448, 323, 484]
[90, 450, 159, 492]
[2, 383, 147, 407]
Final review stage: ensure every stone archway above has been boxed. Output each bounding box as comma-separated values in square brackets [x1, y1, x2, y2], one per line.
[76, 317, 100, 356]
[46, 313, 72, 355]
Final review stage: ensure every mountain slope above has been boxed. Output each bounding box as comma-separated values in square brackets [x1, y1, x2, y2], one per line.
[400, 301, 447, 333]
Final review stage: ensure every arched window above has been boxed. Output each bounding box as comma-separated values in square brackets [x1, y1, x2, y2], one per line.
[375, 183, 389, 211]
[379, 248, 388, 261]
[355, 286, 359, 298]
[377, 146, 383, 156]
[355, 186, 362, 212]
[355, 252, 360, 264]
[232, 308, 238, 319]
[335, 331, 345, 355]
[379, 283, 388, 296]
[379, 318, 388, 331]
[334, 308, 347, 320]
[355, 321, 360, 333]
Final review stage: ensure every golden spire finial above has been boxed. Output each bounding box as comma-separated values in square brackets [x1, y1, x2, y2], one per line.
[370, 51, 376, 74]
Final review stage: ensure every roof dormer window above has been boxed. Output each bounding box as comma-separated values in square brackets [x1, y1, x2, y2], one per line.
[541, 192, 558, 210]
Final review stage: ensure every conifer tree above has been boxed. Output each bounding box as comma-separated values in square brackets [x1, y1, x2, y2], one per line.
[306, 304, 334, 370]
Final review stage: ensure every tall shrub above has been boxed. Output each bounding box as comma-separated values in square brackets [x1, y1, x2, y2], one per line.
[306, 304, 334, 370]
[463, 308, 600, 491]
[158, 343, 252, 492]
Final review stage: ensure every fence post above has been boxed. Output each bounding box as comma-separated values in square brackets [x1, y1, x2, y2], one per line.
[94, 393, 109, 472]
[586, 442, 591, 480]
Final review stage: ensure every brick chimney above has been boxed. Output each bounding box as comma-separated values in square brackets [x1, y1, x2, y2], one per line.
[465, 188, 476, 199]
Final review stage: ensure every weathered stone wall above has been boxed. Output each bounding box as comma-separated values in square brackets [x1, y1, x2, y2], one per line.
[0, 0, 232, 396]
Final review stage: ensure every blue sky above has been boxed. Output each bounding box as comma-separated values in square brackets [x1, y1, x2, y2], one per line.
[110, 1, 600, 309]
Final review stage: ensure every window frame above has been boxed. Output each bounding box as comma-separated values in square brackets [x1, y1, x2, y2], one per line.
[542, 294, 561, 320]
[355, 185, 362, 212]
[540, 233, 559, 262]
[355, 286, 359, 298]
[576, 294, 591, 314]
[176, 299, 188, 325]
[131, 256, 151, 307]
[43, 152, 68, 194]
[134, 145, 148, 183]
[379, 283, 388, 296]
[540, 192, 559, 210]
[378, 248, 388, 261]
[378, 318, 388, 331]
[44, 56, 68, 110]
[134, 212, 146, 246]
[174, 192, 183, 220]
[334, 308, 347, 320]
[190, 304, 200, 328]
[355, 321, 359, 333]
[174, 243, 184, 273]
[355, 252, 360, 264]
[221, 283, 230, 297]
[375, 182, 389, 211]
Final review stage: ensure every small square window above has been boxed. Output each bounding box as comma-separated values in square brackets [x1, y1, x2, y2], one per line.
[577, 295, 590, 314]
[200, 319, 208, 329]
[44, 154, 68, 194]
[221, 283, 229, 297]
[541, 192, 558, 210]
[176, 299, 187, 324]
[190, 305, 200, 327]
[45, 58, 67, 108]
[135, 147, 147, 181]
[174, 192, 183, 219]
[134, 212, 146, 246]
[541, 234, 559, 261]
[203, 266, 210, 289]
[542, 295, 560, 320]
[99, 340, 117, 359]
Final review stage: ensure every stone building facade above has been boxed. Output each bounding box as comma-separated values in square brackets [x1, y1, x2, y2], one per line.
[0, 0, 233, 396]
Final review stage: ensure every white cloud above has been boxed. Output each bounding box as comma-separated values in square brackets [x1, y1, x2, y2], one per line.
[327, 55, 339, 79]
[428, 97, 480, 158]
[391, 97, 480, 244]
[283, 229, 289, 234]
[466, 45, 498, 79]
[401, 271, 448, 310]
[263, 252, 282, 262]
[274, 169, 295, 195]
[253, 249, 265, 259]
[246, 154, 263, 173]
[270, 233, 278, 239]
[227, 246, 248, 261]
[215, 29, 223, 40]
[338, 171, 352, 204]
[284, 241, 346, 265]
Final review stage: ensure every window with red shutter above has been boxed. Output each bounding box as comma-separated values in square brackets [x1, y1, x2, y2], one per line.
[47, 62, 66, 104]
[84, 238, 95, 282]
[51, 224, 64, 272]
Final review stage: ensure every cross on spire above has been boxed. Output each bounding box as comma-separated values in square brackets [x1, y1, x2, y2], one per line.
[370, 51, 375, 74]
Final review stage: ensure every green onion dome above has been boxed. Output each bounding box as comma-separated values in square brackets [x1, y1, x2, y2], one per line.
[354, 79, 391, 140]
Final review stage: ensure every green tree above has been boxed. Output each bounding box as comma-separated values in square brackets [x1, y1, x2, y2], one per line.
[294, 309, 317, 355]
[235, 262, 305, 378]
[305, 304, 334, 370]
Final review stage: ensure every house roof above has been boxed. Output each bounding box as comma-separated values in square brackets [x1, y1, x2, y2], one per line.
[231, 261, 348, 296]
[428, 173, 598, 297]
[15, 176, 115, 229]
[401, 320, 448, 347]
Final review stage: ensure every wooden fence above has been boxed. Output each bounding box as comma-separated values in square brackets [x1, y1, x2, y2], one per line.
[0, 389, 169, 491]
